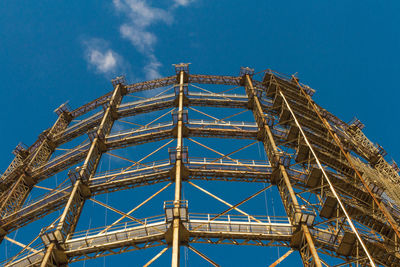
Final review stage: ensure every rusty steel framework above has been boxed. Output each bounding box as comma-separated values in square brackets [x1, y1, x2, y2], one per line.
[1, 63, 400, 266]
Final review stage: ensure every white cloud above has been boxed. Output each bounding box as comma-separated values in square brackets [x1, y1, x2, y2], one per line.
[89, 50, 117, 73]
[82, 1, 195, 80]
[114, 0, 171, 27]
[173, 0, 193, 7]
[120, 24, 157, 52]
[113, 0, 194, 79]
[144, 54, 162, 80]
[83, 38, 129, 78]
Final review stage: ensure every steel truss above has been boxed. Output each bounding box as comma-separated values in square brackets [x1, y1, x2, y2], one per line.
[1, 64, 400, 266]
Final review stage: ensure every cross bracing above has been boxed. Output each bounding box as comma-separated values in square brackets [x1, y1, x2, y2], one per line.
[1, 64, 400, 266]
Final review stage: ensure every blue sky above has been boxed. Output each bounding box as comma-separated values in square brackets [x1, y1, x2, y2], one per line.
[1, 0, 400, 266]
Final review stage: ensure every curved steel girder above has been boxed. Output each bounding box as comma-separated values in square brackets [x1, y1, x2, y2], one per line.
[65, 232, 292, 264]
[4, 157, 395, 246]
[33, 118, 350, 195]
[70, 76, 177, 119]
[67, 73, 242, 121]
[4, 126, 397, 246]
[0, 161, 273, 233]
[67, 237, 167, 264]
[189, 74, 241, 86]
[45, 238, 400, 266]
[32, 125, 258, 182]
[54, 93, 250, 147]
[0, 83, 346, 195]
[12, 124, 396, 242]
[7, 217, 399, 267]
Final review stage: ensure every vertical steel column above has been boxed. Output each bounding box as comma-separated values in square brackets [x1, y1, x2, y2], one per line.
[40, 82, 125, 266]
[244, 73, 322, 267]
[171, 69, 185, 267]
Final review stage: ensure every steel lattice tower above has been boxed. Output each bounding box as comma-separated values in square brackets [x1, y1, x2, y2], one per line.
[1, 63, 400, 266]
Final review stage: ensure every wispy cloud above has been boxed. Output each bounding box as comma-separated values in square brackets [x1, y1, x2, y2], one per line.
[113, 0, 171, 79]
[113, 0, 171, 28]
[89, 50, 117, 73]
[173, 0, 194, 7]
[113, 0, 194, 80]
[82, 0, 195, 81]
[143, 54, 162, 80]
[83, 38, 130, 78]
[120, 24, 157, 53]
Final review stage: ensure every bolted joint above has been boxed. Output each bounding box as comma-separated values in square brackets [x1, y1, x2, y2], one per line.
[240, 66, 254, 77]
[46, 139, 56, 151]
[293, 209, 316, 227]
[41, 228, 65, 247]
[337, 232, 357, 256]
[319, 193, 338, 219]
[54, 102, 71, 117]
[0, 225, 6, 237]
[37, 130, 56, 151]
[21, 173, 35, 186]
[175, 148, 183, 160]
[97, 139, 107, 153]
[88, 128, 99, 143]
[168, 147, 188, 163]
[239, 67, 254, 85]
[111, 75, 126, 88]
[94, 128, 107, 145]
[68, 168, 81, 184]
[291, 75, 299, 84]
[12, 142, 29, 158]
[173, 63, 190, 83]
[245, 87, 263, 109]
[109, 105, 119, 120]
[253, 87, 263, 99]
[40, 228, 69, 265]
[59, 111, 73, 124]
[277, 152, 291, 167]
[270, 168, 282, 185]
[305, 168, 323, 188]
[247, 99, 254, 110]
[347, 117, 365, 131]
[302, 84, 315, 96]
[78, 182, 91, 198]
[244, 83, 252, 96]
[173, 93, 189, 108]
[0, 181, 8, 191]
[120, 84, 127, 95]
[290, 228, 305, 249]
[54, 105, 74, 127]
[169, 164, 189, 182]
[172, 110, 188, 125]
[172, 124, 189, 138]
[88, 132, 107, 152]
[174, 84, 188, 96]
[173, 205, 181, 219]
[164, 200, 188, 223]
[68, 169, 92, 197]
[262, 71, 273, 84]
[253, 110, 266, 129]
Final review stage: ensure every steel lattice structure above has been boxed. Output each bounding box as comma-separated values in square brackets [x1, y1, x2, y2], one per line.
[1, 63, 400, 266]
